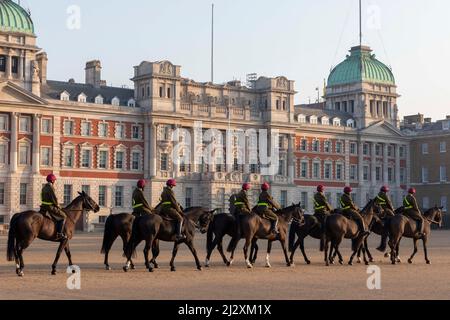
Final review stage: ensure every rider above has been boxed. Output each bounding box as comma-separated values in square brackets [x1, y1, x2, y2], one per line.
[232, 183, 252, 238]
[256, 183, 281, 235]
[375, 186, 395, 217]
[40, 174, 67, 240]
[313, 185, 333, 232]
[340, 186, 370, 236]
[160, 179, 185, 241]
[132, 179, 153, 218]
[403, 188, 425, 238]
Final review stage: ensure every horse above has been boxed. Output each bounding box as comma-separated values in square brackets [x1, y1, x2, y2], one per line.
[6, 191, 100, 276]
[123, 207, 216, 272]
[388, 206, 443, 265]
[205, 213, 235, 267]
[227, 203, 304, 269]
[323, 199, 379, 266]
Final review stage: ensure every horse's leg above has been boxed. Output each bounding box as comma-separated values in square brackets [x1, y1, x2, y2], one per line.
[280, 238, 291, 267]
[335, 245, 344, 265]
[51, 240, 68, 275]
[217, 240, 230, 266]
[324, 239, 330, 266]
[422, 236, 430, 265]
[151, 239, 160, 269]
[408, 238, 419, 264]
[361, 241, 369, 265]
[120, 234, 136, 270]
[205, 235, 219, 267]
[170, 243, 180, 272]
[186, 240, 203, 271]
[16, 245, 25, 277]
[299, 237, 311, 265]
[251, 239, 259, 265]
[64, 242, 74, 267]
[396, 239, 402, 263]
[365, 238, 374, 262]
[289, 238, 301, 265]
[104, 233, 118, 270]
[143, 238, 152, 272]
[265, 241, 273, 268]
[243, 236, 253, 269]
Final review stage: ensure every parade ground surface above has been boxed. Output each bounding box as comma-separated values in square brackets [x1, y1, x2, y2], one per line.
[1, 230, 449, 300]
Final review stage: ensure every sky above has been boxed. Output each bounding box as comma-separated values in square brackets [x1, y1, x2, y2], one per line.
[19, 0, 450, 120]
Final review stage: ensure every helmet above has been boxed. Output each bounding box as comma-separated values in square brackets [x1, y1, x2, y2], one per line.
[408, 188, 416, 195]
[137, 179, 146, 189]
[46, 174, 57, 183]
[344, 186, 353, 194]
[381, 186, 389, 193]
[166, 179, 177, 187]
[242, 183, 251, 191]
[317, 185, 325, 192]
[261, 183, 270, 191]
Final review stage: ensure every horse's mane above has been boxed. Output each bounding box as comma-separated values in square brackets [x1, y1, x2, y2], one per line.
[64, 194, 84, 210]
[277, 203, 301, 216]
[360, 199, 376, 215]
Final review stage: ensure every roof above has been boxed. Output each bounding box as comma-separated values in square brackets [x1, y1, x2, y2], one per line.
[0, 0, 34, 35]
[328, 46, 395, 87]
[295, 102, 355, 123]
[41, 80, 137, 107]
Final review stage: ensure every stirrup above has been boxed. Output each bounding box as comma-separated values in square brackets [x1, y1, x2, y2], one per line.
[56, 233, 67, 241]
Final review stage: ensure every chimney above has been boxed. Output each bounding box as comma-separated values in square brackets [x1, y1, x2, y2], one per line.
[36, 52, 48, 85]
[446, 115, 450, 120]
[85, 60, 102, 88]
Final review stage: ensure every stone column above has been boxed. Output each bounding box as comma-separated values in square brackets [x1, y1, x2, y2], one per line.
[172, 125, 180, 178]
[190, 127, 198, 173]
[32, 114, 41, 174]
[358, 141, 364, 183]
[144, 122, 150, 179]
[383, 144, 389, 184]
[287, 134, 295, 181]
[18, 52, 24, 80]
[395, 144, 401, 187]
[5, 53, 11, 79]
[10, 113, 18, 173]
[371, 142, 376, 186]
[149, 124, 157, 178]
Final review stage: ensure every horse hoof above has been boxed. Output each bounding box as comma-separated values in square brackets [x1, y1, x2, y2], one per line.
[123, 266, 129, 273]
[148, 268, 154, 273]
[246, 263, 253, 269]
[357, 258, 362, 264]
[131, 265, 136, 270]
[197, 266, 203, 271]
[348, 262, 353, 266]
[397, 259, 402, 263]
[339, 260, 344, 265]
[17, 270, 24, 277]
[171, 267, 176, 272]
[408, 259, 413, 264]
[306, 260, 311, 265]
[51, 270, 56, 276]
[265, 264, 272, 268]
[426, 260, 431, 265]
[365, 261, 370, 266]
[369, 258, 374, 263]
[391, 261, 396, 265]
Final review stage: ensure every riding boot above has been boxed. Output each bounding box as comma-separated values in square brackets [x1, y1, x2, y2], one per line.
[56, 219, 67, 240]
[416, 219, 425, 238]
[358, 219, 370, 236]
[176, 220, 186, 241]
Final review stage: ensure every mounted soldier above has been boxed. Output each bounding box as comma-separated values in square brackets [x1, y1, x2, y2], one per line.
[132, 179, 153, 218]
[255, 183, 281, 235]
[313, 185, 333, 234]
[403, 188, 425, 238]
[340, 186, 370, 236]
[375, 186, 395, 218]
[159, 179, 185, 241]
[39, 174, 67, 240]
[231, 183, 252, 239]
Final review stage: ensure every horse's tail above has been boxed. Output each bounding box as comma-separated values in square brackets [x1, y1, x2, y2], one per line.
[123, 219, 138, 259]
[288, 222, 297, 252]
[206, 217, 215, 253]
[101, 215, 115, 254]
[7, 214, 19, 262]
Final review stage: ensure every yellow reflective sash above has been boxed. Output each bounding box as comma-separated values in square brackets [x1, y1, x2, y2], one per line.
[313, 199, 325, 210]
[376, 195, 386, 205]
[258, 202, 269, 207]
[403, 197, 413, 210]
[234, 202, 245, 206]
[340, 199, 350, 210]
[162, 201, 172, 206]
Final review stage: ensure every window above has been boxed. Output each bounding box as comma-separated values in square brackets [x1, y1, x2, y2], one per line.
[388, 167, 394, 182]
[363, 144, 370, 156]
[324, 163, 332, 179]
[115, 186, 124, 207]
[81, 149, 92, 168]
[440, 166, 447, 182]
[95, 95, 104, 104]
[298, 115, 306, 124]
[313, 162, 320, 179]
[19, 117, 30, 132]
[132, 125, 140, 140]
[81, 185, 90, 195]
[160, 153, 168, 171]
[310, 116, 318, 125]
[19, 183, 27, 205]
[278, 159, 285, 176]
[40, 147, 51, 166]
[441, 197, 448, 212]
[312, 140, 320, 152]
[422, 143, 428, 155]
[60, 91, 70, 101]
[300, 192, 308, 210]
[81, 121, 92, 136]
[115, 151, 124, 169]
[131, 152, 140, 170]
[128, 99, 136, 107]
[300, 139, 307, 151]
[0, 114, 7, 131]
[400, 168, 406, 184]
[64, 120, 74, 136]
[350, 165, 358, 180]
[64, 185, 73, 206]
[336, 142, 343, 154]
[0, 55, 5, 72]
[321, 117, 329, 126]
[112, 97, 120, 106]
[422, 197, 430, 210]
[300, 161, 308, 178]
[376, 167, 382, 182]
[336, 163, 343, 180]
[375, 145, 382, 156]
[78, 94, 87, 103]
[19, 144, 30, 165]
[335, 102, 341, 111]
[387, 145, 394, 157]
[324, 141, 331, 153]
[333, 118, 341, 127]
[11, 56, 18, 74]
[159, 87, 163, 98]
[64, 148, 74, 167]
[167, 87, 171, 99]
[0, 144, 7, 165]
[41, 118, 51, 134]
[422, 167, 429, 183]
[115, 124, 125, 139]
[399, 146, 405, 158]
[350, 143, 357, 154]
[440, 142, 446, 153]
[280, 191, 288, 208]
[363, 165, 370, 181]
[0, 182, 4, 205]
[98, 123, 108, 137]
[98, 150, 108, 169]
[185, 188, 193, 208]
[98, 186, 107, 207]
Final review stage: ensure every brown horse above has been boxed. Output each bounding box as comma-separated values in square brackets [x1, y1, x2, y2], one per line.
[227, 203, 304, 269]
[388, 206, 443, 265]
[6, 191, 100, 276]
[123, 208, 216, 272]
[323, 199, 380, 266]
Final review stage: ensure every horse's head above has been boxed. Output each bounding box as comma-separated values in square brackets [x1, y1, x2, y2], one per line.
[280, 202, 304, 225]
[426, 206, 444, 228]
[78, 191, 100, 213]
[197, 209, 216, 234]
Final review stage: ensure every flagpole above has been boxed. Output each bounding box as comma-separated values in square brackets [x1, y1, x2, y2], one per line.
[211, 3, 214, 83]
[359, 0, 362, 46]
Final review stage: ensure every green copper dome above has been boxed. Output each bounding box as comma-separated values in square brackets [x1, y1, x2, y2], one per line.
[0, 0, 34, 35]
[328, 46, 395, 86]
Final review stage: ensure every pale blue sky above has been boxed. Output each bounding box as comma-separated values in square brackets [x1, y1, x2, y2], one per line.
[20, 0, 450, 120]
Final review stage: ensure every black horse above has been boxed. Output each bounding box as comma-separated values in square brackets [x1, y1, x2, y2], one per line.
[205, 213, 235, 267]
[123, 207, 215, 272]
[7, 192, 100, 276]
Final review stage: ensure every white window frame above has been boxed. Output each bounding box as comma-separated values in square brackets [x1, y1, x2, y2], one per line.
[41, 118, 52, 134]
[64, 120, 75, 136]
[114, 145, 127, 170]
[131, 125, 141, 140]
[95, 95, 104, 104]
[18, 139, 31, 166]
[440, 166, 447, 182]
[78, 93, 87, 103]
[60, 91, 70, 101]
[98, 122, 108, 138]
[441, 196, 448, 212]
[40, 146, 52, 167]
[80, 146, 93, 169]
[131, 150, 142, 171]
[350, 164, 358, 181]
[0, 114, 9, 132]
[0, 137, 9, 167]
[97, 145, 109, 169]
[309, 116, 318, 125]
[333, 118, 341, 127]
[115, 123, 125, 139]
[422, 143, 429, 155]
[19, 116, 30, 133]
[128, 98, 136, 107]
[112, 96, 120, 106]
[63, 143, 75, 168]
[300, 160, 309, 179]
[297, 114, 306, 124]
[440, 141, 446, 153]
[422, 167, 429, 183]
[324, 161, 333, 180]
[312, 161, 321, 179]
[336, 162, 344, 180]
[80, 120, 92, 137]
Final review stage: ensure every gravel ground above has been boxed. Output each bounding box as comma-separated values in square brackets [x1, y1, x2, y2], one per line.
[0, 230, 449, 300]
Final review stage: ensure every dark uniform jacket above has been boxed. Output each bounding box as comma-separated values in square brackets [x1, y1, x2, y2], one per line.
[132, 188, 153, 215]
[234, 190, 251, 214]
[258, 191, 281, 211]
[314, 192, 332, 214]
[160, 187, 183, 213]
[340, 193, 358, 212]
[403, 194, 421, 213]
[40, 183, 66, 221]
[375, 192, 394, 211]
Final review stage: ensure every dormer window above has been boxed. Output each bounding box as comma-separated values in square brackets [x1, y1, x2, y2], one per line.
[297, 114, 306, 124]
[347, 119, 355, 128]
[60, 91, 70, 101]
[128, 98, 136, 107]
[78, 93, 87, 103]
[321, 117, 329, 126]
[333, 118, 341, 126]
[95, 95, 104, 104]
[310, 116, 318, 125]
[112, 97, 120, 106]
